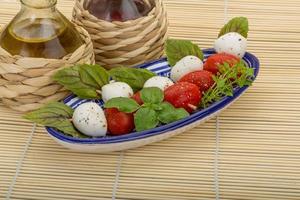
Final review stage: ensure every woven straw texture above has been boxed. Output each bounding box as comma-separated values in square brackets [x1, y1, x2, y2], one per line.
[0, 0, 300, 199]
[72, 0, 168, 69]
[0, 25, 95, 113]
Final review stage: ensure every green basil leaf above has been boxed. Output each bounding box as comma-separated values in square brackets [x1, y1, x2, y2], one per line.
[52, 65, 99, 99]
[141, 87, 164, 104]
[23, 102, 86, 138]
[109, 67, 156, 91]
[79, 64, 109, 89]
[165, 39, 204, 66]
[157, 102, 189, 124]
[218, 17, 249, 38]
[151, 104, 163, 111]
[104, 97, 140, 113]
[134, 107, 159, 132]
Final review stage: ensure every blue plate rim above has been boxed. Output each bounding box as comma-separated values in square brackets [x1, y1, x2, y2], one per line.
[46, 49, 260, 144]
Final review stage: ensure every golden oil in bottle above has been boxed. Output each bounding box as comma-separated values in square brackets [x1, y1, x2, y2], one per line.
[0, 18, 83, 59]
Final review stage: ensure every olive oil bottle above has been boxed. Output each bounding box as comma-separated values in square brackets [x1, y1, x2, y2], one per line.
[0, 0, 83, 59]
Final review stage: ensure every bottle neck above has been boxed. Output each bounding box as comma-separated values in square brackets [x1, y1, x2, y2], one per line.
[21, 0, 57, 9]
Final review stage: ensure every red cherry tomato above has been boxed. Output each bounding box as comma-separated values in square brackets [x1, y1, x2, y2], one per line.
[164, 82, 201, 113]
[204, 53, 240, 75]
[131, 91, 143, 105]
[105, 108, 135, 135]
[178, 70, 214, 92]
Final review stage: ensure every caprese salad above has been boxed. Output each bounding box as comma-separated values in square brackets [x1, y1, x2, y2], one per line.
[24, 17, 254, 138]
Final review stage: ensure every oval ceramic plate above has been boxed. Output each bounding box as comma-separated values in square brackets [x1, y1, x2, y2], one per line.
[46, 49, 259, 153]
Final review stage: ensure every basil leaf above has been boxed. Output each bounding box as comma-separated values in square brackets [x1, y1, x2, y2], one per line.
[218, 17, 249, 38]
[157, 102, 189, 124]
[165, 39, 204, 66]
[109, 67, 156, 91]
[150, 104, 163, 111]
[141, 87, 164, 104]
[134, 107, 159, 132]
[23, 102, 86, 138]
[79, 64, 109, 89]
[104, 97, 140, 113]
[53, 65, 99, 99]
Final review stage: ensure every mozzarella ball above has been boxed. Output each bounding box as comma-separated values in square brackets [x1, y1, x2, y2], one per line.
[170, 55, 203, 82]
[214, 32, 247, 58]
[101, 82, 133, 102]
[144, 76, 174, 91]
[73, 102, 107, 137]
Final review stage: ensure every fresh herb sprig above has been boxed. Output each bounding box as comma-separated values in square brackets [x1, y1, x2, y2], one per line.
[201, 61, 254, 108]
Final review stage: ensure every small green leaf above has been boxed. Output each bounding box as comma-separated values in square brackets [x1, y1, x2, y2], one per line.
[23, 102, 85, 138]
[218, 17, 249, 38]
[52, 65, 99, 99]
[134, 107, 159, 132]
[140, 87, 164, 104]
[104, 97, 140, 113]
[79, 64, 109, 89]
[244, 80, 253, 86]
[216, 79, 226, 88]
[212, 75, 218, 82]
[157, 102, 189, 124]
[165, 39, 204, 66]
[109, 67, 156, 91]
[246, 68, 255, 77]
[224, 90, 233, 96]
[236, 77, 245, 87]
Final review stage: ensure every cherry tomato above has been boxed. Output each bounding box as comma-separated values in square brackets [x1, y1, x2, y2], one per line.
[164, 82, 201, 113]
[131, 91, 143, 105]
[204, 53, 239, 75]
[105, 108, 135, 135]
[178, 70, 214, 92]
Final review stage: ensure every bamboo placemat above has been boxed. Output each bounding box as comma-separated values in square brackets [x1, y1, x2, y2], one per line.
[0, 0, 300, 199]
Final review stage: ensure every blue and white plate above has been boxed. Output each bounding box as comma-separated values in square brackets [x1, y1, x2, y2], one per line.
[46, 49, 260, 153]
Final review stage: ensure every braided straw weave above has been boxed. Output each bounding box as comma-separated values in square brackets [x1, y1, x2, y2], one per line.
[0, 26, 95, 113]
[72, 0, 168, 69]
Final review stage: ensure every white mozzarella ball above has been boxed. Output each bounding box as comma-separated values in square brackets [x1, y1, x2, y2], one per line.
[214, 32, 247, 58]
[73, 102, 107, 137]
[144, 76, 174, 91]
[101, 82, 133, 102]
[170, 55, 203, 82]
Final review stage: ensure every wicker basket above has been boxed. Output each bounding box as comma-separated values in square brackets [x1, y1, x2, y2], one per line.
[72, 0, 168, 69]
[0, 26, 95, 113]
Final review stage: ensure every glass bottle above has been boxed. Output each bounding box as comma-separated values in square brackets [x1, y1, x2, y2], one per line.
[84, 0, 153, 22]
[0, 0, 84, 59]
